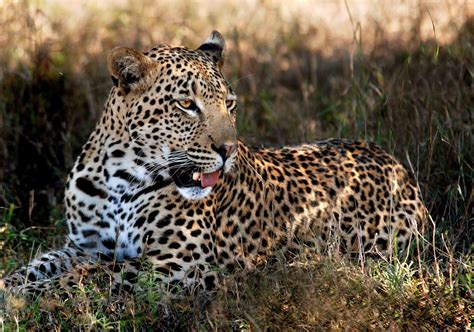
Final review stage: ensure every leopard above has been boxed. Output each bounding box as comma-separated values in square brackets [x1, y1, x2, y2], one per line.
[1, 31, 427, 296]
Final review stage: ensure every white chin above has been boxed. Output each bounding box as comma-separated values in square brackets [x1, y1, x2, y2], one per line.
[177, 186, 212, 201]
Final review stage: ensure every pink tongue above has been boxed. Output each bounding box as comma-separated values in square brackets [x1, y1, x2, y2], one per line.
[200, 170, 221, 188]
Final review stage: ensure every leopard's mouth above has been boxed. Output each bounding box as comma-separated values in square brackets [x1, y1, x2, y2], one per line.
[171, 167, 222, 188]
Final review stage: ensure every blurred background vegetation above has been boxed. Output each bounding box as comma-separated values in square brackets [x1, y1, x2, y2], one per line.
[0, 0, 472, 329]
[1, 0, 471, 252]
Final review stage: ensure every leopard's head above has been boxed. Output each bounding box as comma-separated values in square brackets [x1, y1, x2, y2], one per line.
[107, 31, 238, 200]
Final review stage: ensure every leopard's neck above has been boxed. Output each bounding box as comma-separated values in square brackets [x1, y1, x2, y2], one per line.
[212, 141, 289, 267]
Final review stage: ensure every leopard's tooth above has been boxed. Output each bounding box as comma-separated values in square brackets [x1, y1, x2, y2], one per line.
[192, 172, 200, 181]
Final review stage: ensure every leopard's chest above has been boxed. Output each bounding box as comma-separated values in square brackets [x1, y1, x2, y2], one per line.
[66, 146, 174, 261]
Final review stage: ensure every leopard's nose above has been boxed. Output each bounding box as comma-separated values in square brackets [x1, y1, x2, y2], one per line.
[211, 143, 236, 161]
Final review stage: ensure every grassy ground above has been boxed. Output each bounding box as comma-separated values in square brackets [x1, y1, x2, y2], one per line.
[2, 255, 471, 330]
[0, 0, 472, 330]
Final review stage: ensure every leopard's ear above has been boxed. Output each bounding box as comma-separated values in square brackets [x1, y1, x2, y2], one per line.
[197, 30, 225, 68]
[107, 47, 152, 94]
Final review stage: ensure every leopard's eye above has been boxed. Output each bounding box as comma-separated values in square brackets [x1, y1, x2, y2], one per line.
[175, 98, 199, 116]
[226, 99, 237, 113]
[176, 99, 195, 110]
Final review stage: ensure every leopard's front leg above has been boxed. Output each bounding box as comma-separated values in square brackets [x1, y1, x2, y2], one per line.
[0, 242, 91, 292]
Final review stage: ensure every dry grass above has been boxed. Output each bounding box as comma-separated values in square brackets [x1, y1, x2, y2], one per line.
[0, 0, 472, 330]
[1, 254, 471, 330]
